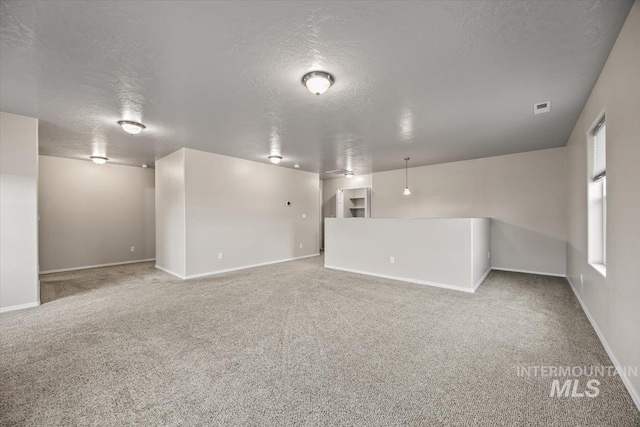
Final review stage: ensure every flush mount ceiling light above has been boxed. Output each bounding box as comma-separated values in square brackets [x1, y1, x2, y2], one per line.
[294, 164, 300, 169]
[302, 71, 334, 96]
[90, 156, 108, 165]
[403, 157, 411, 196]
[345, 171, 354, 179]
[268, 155, 283, 164]
[117, 120, 146, 135]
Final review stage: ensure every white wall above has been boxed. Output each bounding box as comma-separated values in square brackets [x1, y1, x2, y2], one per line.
[472, 218, 491, 287]
[155, 149, 186, 278]
[0, 112, 39, 312]
[566, 1, 640, 408]
[156, 148, 320, 278]
[325, 218, 490, 292]
[321, 174, 372, 249]
[38, 156, 155, 272]
[371, 147, 567, 276]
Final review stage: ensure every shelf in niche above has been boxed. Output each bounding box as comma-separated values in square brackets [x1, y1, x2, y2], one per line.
[338, 186, 370, 218]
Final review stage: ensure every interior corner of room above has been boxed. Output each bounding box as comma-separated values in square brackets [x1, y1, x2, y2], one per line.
[1, 0, 639, 424]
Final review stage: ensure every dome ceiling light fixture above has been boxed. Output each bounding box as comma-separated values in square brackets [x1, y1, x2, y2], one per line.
[117, 120, 146, 135]
[302, 71, 334, 96]
[90, 156, 108, 165]
[268, 155, 283, 164]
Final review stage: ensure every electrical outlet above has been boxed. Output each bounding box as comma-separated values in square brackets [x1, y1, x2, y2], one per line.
[390, 256, 395, 264]
[130, 246, 135, 252]
[299, 243, 303, 249]
[218, 253, 223, 260]
[580, 274, 584, 284]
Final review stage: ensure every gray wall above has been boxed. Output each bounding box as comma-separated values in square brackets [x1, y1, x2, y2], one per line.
[472, 218, 491, 287]
[155, 149, 186, 278]
[156, 148, 321, 278]
[325, 218, 490, 291]
[566, 1, 640, 407]
[185, 149, 320, 277]
[38, 156, 155, 272]
[371, 147, 567, 276]
[0, 112, 39, 311]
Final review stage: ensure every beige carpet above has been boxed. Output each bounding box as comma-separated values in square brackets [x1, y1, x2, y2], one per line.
[1, 256, 638, 426]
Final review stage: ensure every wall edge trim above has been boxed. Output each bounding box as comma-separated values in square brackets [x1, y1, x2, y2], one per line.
[40, 259, 156, 275]
[566, 276, 640, 411]
[185, 254, 321, 280]
[0, 301, 40, 314]
[473, 267, 492, 291]
[324, 265, 475, 293]
[491, 267, 566, 277]
[155, 264, 186, 279]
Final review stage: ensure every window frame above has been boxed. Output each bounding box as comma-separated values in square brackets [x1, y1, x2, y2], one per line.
[602, 175, 606, 266]
[588, 115, 607, 276]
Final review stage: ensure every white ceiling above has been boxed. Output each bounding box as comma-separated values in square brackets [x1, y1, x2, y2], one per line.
[0, 1, 633, 177]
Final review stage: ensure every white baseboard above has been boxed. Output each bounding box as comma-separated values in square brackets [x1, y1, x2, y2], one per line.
[491, 266, 566, 277]
[324, 265, 475, 293]
[40, 258, 156, 275]
[0, 301, 40, 314]
[155, 264, 186, 279]
[473, 267, 492, 292]
[155, 253, 321, 280]
[185, 253, 320, 279]
[565, 276, 640, 411]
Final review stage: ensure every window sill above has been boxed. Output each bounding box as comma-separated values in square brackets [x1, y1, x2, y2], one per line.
[589, 263, 607, 278]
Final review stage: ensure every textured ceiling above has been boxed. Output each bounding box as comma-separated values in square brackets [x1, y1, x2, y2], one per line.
[0, 0, 633, 177]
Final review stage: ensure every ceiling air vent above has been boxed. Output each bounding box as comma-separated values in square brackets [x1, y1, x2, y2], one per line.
[534, 101, 550, 115]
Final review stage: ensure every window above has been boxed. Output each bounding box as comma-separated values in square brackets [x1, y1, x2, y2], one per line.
[588, 116, 606, 275]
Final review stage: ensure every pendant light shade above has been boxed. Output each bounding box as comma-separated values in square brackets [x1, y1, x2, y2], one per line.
[403, 157, 411, 196]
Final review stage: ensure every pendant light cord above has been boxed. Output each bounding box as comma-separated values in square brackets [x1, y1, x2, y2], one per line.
[404, 157, 410, 187]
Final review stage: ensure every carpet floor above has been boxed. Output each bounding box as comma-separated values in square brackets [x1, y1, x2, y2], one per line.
[1, 256, 638, 426]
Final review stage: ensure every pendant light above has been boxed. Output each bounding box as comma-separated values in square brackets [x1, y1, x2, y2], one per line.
[403, 157, 411, 196]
